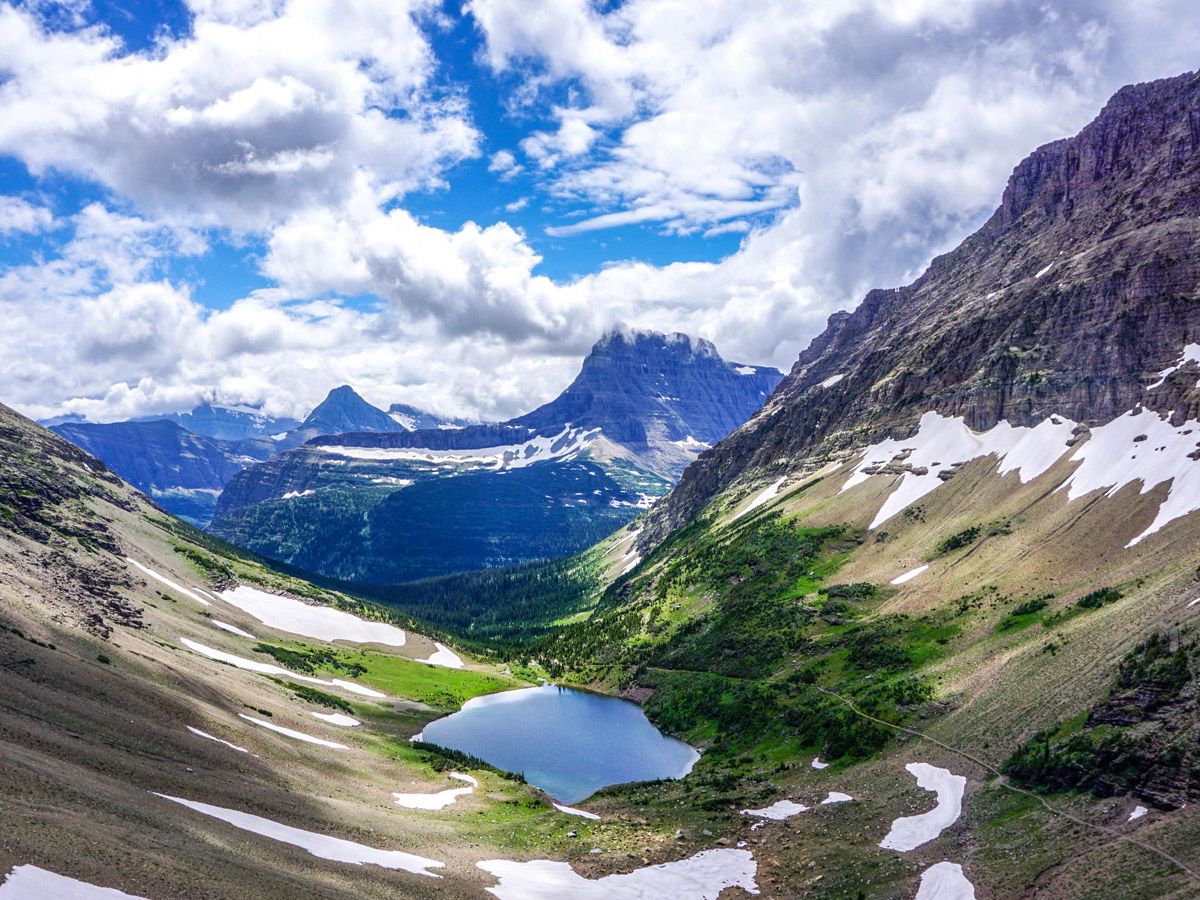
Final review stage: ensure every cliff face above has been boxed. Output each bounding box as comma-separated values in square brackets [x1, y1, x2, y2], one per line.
[649, 70, 1200, 541]
[509, 328, 782, 450]
[211, 329, 781, 583]
[304, 328, 783, 478]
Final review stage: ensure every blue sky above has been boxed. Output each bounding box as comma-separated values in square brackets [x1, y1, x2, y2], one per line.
[0, 0, 1197, 422]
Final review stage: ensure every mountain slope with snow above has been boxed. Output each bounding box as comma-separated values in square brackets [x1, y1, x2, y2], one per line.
[210, 329, 780, 583]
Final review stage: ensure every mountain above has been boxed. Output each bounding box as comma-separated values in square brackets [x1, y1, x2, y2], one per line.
[137, 401, 300, 441]
[387, 402, 472, 431]
[402, 70, 1200, 898]
[299, 384, 405, 435]
[209, 329, 782, 583]
[49, 419, 274, 527]
[47, 388, 451, 528]
[508, 326, 782, 474]
[649, 69, 1200, 542]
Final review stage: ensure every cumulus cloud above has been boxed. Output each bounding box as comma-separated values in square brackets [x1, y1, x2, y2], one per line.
[3, 0, 1200, 425]
[488, 149, 523, 179]
[0, 196, 55, 235]
[0, 0, 478, 229]
[469, 0, 1199, 294]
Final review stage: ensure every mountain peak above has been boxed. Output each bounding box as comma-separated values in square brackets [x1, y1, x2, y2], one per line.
[596, 324, 720, 359]
[302, 385, 400, 434]
[509, 328, 782, 470]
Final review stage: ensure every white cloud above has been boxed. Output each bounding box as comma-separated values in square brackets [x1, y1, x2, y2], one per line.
[488, 148, 523, 179]
[0, 0, 478, 229]
[4, 0, 1200, 427]
[0, 196, 55, 235]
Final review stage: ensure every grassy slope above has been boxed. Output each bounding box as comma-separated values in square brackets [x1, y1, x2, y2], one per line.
[508, 449, 1200, 897]
[0, 408, 696, 898]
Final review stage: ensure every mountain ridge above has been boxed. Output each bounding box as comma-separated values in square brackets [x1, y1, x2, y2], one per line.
[210, 328, 781, 583]
[645, 68, 1200, 545]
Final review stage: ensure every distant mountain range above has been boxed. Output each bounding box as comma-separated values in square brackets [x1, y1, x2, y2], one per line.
[208, 328, 782, 583]
[48, 389, 462, 527]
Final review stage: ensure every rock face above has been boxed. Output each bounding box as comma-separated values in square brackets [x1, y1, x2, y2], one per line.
[510, 327, 782, 458]
[648, 69, 1200, 542]
[299, 385, 404, 435]
[50, 420, 272, 526]
[211, 329, 782, 583]
[305, 327, 783, 480]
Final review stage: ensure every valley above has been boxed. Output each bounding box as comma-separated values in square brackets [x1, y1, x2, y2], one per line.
[2, 15, 1200, 899]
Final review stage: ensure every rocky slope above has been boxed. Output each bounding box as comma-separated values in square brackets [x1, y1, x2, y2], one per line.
[210, 329, 780, 584]
[647, 69, 1200, 543]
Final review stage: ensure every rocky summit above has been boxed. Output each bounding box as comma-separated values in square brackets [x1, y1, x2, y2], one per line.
[209, 329, 781, 583]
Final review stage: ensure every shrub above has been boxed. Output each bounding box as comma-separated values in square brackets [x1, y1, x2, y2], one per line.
[936, 526, 981, 554]
[1077, 587, 1122, 610]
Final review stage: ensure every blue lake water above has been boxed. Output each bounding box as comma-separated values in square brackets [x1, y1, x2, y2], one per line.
[420, 685, 699, 803]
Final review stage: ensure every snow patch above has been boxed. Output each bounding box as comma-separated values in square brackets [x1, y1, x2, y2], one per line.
[671, 434, 711, 452]
[1128, 805, 1148, 821]
[281, 489, 315, 500]
[841, 412, 1077, 528]
[211, 620, 254, 639]
[477, 849, 758, 899]
[187, 726, 248, 753]
[125, 558, 209, 605]
[217, 584, 406, 646]
[916, 861, 976, 900]
[740, 799, 808, 820]
[811, 756, 829, 770]
[320, 425, 598, 471]
[820, 373, 845, 388]
[179, 637, 385, 698]
[891, 565, 929, 585]
[393, 773, 477, 810]
[421, 642, 465, 669]
[554, 803, 601, 820]
[154, 794, 443, 877]
[821, 792, 853, 804]
[1146, 343, 1200, 390]
[0, 865, 149, 898]
[1034, 262, 1053, 278]
[734, 476, 787, 520]
[311, 712, 360, 727]
[1058, 409, 1200, 546]
[238, 714, 348, 749]
[879, 763, 966, 852]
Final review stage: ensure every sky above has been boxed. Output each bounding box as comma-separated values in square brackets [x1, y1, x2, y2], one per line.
[0, 0, 1197, 423]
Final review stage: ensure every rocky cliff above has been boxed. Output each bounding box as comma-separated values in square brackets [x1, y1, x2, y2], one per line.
[647, 69, 1200, 543]
[307, 327, 782, 480]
